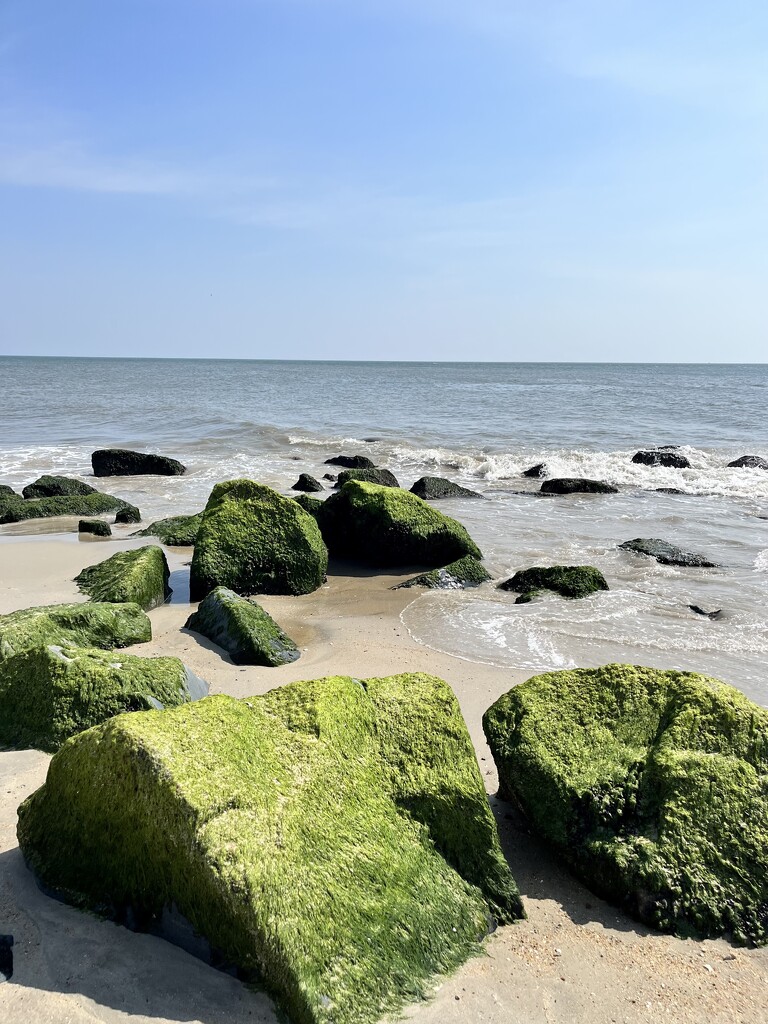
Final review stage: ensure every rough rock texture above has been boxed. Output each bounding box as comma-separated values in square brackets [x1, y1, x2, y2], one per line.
[0, 602, 151, 661]
[91, 449, 186, 477]
[0, 484, 17, 498]
[78, 519, 112, 537]
[499, 565, 609, 603]
[0, 491, 132, 524]
[727, 455, 768, 470]
[186, 587, 299, 667]
[323, 454, 375, 469]
[291, 473, 324, 492]
[292, 493, 323, 517]
[336, 468, 400, 489]
[316, 480, 482, 568]
[619, 538, 720, 568]
[137, 512, 203, 546]
[540, 478, 619, 495]
[0, 644, 206, 752]
[396, 555, 492, 590]
[522, 463, 547, 478]
[75, 546, 171, 610]
[632, 450, 691, 469]
[409, 477, 482, 500]
[190, 480, 328, 601]
[483, 664, 768, 944]
[114, 504, 141, 525]
[18, 673, 523, 1024]
[22, 476, 97, 499]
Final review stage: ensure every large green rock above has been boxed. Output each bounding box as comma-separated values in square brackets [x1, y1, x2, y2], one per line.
[0, 644, 206, 752]
[136, 512, 203, 545]
[18, 673, 524, 1024]
[483, 664, 768, 944]
[75, 546, 171, 610]
[22, 475, 97, 499]
[0, 602, 151, 660]
[498, 565, 608, 603]
[316, 480, 482, 568]
[185, 586, 299, 666]
[190, 480, 328, 600]
[0, 491, 132, 524]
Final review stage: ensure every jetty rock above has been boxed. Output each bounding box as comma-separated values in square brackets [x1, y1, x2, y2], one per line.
[336, 467, 400, 488]
[91, 449, 186, 477]
[78, 518, 112, 537]
[114, 504, 141, 524]
[18, 673, 523, 1024]
[185, 586, 299, 666]
[396, 555, 491, 590]
[0, 484, 18, 498]
[499, 565, 608, 603]
[540, 478, 619, 495]
[522, 462, 547, 478]
[727, 455, 768, 470]
[76, 546, 171, 610]
[323, 454, 375, 469]
[316, 479, 482, 567]
[291, 472, 324, 492]
[484, 664, 768, 944]
[619, 537, 720, 568]
[136, 512, 203, 546]
[190, 479, 328, 600]
[631, 450, 691, 469]
[0, 602, 151, 661]
[0, 490, 134, 524]
[409, 476, 482, 500]
[22, 475, 96, 499]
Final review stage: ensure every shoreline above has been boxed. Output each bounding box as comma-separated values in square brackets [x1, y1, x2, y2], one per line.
[1, 530, 767, 1024]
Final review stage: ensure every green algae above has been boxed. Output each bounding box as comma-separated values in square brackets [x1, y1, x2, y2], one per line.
[0, 602, 151, 661]
[22, 476, 97, 499]
[79, 519, 112, 537]
[18, 673, 523, 1024]
[185, 586, 299, 666]
[483, 664, 768, 944]
[397, 555, 492, 590]
[292, 493, 323, 517]
[316, 480, 482, 568]
[75, 546, 171, 610]
[0, 491, 131, 524]
[136, 512, 203, 545]
[190, 479, 328, 600]
[499, 565, 608, 602]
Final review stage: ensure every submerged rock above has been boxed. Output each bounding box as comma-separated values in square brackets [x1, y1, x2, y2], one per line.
[631, 450, 691, 469]
[316, 480, 482, 568]
[75, 546, 171, 610]
[0, 491, 133, 524]
[499, 565, 608, 602]
[291, 473, 324, 492]
[689, 605, 723, 620]
[186, 587, 299, 666]
[409, 476, 482, 500]
[323, 454, 375, 469]
[114, 504, 141, 525]
[484, 664, 768, 944]
[522, 463, 546, 479]
[728, 455, 768, 470]
[136, 512, 203, 546]
[336, 467, 400, 488]
[619, 538, 720, 568]
[22, 476, 97, 499]
[91, 449, 186, 477]
[18, 673, 523, 1023]
[78, 519, 112, 537]
[540, 478, 618, 495]
[396, 555, 491, 590]
[190, 480, 328, 600]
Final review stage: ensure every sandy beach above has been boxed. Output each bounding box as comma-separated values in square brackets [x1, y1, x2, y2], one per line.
[1, 530, 767, 1024]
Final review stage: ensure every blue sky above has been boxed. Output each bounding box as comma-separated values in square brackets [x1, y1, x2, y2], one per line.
[1, 0, 767, 361]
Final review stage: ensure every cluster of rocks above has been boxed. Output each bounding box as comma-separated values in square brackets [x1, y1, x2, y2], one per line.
[0, 475, 140, 526]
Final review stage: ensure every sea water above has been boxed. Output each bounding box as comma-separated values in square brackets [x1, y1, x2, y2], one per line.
[2, 357, 767, 703]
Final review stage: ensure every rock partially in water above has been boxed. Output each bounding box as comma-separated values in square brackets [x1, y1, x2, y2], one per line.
[22, 476, 97, 499]
[78, 519, 112, 537]
[136, 512, 203, 546]
[689, 605, 724, 620]
[185, 587, 299, 666]
[114, 504, 141, 525]
[631, 450, 691, 469]
[76, 546, 171, 610]
[727, 455, 768, 470]
[522, 463, 546, 478]
[409, 476, 482, 500]
[18, 674, 524, 1024]
[323, 454, 375, 469]
[499, 565, 608, 602]
[484, 664, 768, 944]
[91, 449, 186, 477]
[396, 555, 491, 590]
[0, 491, 133, 524]
[619, 538, 720, 568]
[291, 473, 324, 492]
[336, 467, 400, 488]
[540, 478, 619, 495]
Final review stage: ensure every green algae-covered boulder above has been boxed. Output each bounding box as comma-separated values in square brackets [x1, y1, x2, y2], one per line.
[498, 565, 608, 603]
[0, 484, 18, 498]
[18, 672, 523, 1024]
[114, 504, 141, 525]
[190, 480, 328, 601]
[0, 491, 133, 524]
[316, 480, 482, 568]
[22, 475, 97, 499]
[335, 467, 400, 488]
[185, 586, 299, 666]
[79, 519, 112, 537]
[292, 493, 323, 517]
[483, 664, 768, 944]
[396, 555, 492, 590]
[136, 512, 203, 545]
[0, 644, 206, 752]
[0, 602, 151, 660]
[75, 546, 171, 610]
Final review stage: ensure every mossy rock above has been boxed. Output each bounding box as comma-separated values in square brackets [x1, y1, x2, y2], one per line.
[22, 476, 97, 499]
[115, 504, 141, 525]
[409, 477, 482, 500]
[136, 512, 203, 546]
[316, 480, 482, 568]
[396, 555, 492, 590]
[291, 473, 323, 492]
[78, 519, 112, 537]
[91, 449, 186, 477]
[292, 493, 323, 517]
[0, 484, 18, 498]
[483, 664, 768, 944]
[186, 587, 299, 666]
[18, 673, 523, 1024]
[75, 546, 171, 610]
[0, 602, 152, 661]
[0, 644, 206, 752]
[0, 491, 133, 524]
[190, 480, 328, 601]
[336, 468, 400, 488]
[498, 565, 608, 602]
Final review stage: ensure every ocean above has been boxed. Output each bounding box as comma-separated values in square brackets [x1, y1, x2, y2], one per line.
[2, 356, 767, 704]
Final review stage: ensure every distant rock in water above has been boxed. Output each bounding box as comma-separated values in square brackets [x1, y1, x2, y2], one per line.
[499, 565, 608, 603]
[76, 546, 171, 610]
[185, 587, 299, 667]
[336, 467, 400, 488]
[78, 519, 111, 537]
[114, 504, 141, 525]
[91, 449, 186, 477]
[727, 455, 768, 470]
[291, 473, 323, 492]
[631, 450, 691, 469]
[0, 491, 133, 524]
[322, 473, 337, 482]
[396, 556, 491, 590]
[619, 538, 720, 568]
[689, 605, 723, 620]
[540, 478, 618, 495]
[655, 487, 686, 495]
[23, 476, 97, 500]
[409, 476, 482, 500]
[522, 463, 546, 478]
[323, 454, 375, 469]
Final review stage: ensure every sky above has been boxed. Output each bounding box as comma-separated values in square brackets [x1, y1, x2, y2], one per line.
[1, 0, 767, 362]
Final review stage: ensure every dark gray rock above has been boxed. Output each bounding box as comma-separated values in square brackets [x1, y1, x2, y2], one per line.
[322, 473, 337, 482]
[499, 566, 609, 602]
[409, 476, 482, 500]
[540, 478, 618, 495]
[91, 449, 186, 477]
[114, 504, 141, 524]
[291, 473, 324, 492]
[632, 450, 691, 469]
[323, 455, 375, 469]
[689, 605, 723, 620]
[522, 463, 546, 479]
[619, 538, 720, 568]
[78, 519, 112, 537]
[336, 468, 399, 488]
[727, 455, 768, 470]
[22, 476, 97, 500]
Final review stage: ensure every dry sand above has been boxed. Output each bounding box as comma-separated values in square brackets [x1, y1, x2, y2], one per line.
[1, 531, 767, 1024]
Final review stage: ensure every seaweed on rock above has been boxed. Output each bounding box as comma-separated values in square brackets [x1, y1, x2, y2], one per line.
[185, 587, 299, 666]
[75, 546, 171, 610]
